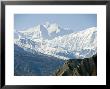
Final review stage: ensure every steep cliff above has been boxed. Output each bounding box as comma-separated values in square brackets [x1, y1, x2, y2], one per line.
[55, 54, 97, 76]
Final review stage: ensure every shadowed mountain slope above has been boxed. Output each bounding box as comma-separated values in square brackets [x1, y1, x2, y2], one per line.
[14, 44, 65, 76]
[55, 54, 97, 76]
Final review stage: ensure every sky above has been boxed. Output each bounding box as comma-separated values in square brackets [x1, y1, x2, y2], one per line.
[14, 14, 97, 32]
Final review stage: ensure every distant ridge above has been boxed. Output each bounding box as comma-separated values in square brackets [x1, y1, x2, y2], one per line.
[14, 22, 97, 60]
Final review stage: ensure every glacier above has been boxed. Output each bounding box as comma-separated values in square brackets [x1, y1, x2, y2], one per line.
[14, 23, 97, 60]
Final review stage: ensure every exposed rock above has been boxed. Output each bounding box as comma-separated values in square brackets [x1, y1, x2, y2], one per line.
[55, 54, 97, 76]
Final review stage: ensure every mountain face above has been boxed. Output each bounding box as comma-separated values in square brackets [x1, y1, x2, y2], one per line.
[14, 44, 65, 76]
[14, 23, 97, 60]
[55, 54, 97, 76]
[14, 22, 97, 76]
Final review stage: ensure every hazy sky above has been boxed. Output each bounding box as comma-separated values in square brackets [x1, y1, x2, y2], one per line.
[14, 14, 97, 32]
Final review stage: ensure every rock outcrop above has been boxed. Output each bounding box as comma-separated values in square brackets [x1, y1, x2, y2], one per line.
[55, 54, 97, 76]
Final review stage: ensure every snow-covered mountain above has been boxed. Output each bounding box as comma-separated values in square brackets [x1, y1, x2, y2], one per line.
[14, 23, 97, 60]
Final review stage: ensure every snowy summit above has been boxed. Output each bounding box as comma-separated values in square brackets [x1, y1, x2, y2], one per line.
[14, 22, 97, 60]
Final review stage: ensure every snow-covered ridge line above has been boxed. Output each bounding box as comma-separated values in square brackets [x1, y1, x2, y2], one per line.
[14, 23, 97, 60]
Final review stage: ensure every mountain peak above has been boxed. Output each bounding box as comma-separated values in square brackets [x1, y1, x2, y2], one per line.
[47, 23, 60, 34]
[14, 26, 97, 60]
[43, 21, 50, 28]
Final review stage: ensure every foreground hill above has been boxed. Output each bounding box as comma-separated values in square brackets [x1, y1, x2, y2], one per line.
[55, 54, 97, 76]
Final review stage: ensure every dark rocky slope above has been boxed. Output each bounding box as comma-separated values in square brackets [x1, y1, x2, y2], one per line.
[14, 44, 65, 76]
[55, 54, 97, 76]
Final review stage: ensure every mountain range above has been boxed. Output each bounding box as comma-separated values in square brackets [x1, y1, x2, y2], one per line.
[14, 22, 97, 76]
[14, 23, 97, 60]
